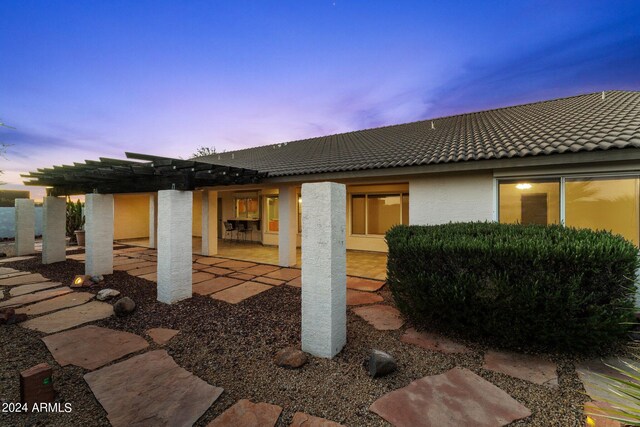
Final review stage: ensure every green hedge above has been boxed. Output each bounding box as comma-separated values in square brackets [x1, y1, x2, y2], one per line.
[386, 222, 639, 353]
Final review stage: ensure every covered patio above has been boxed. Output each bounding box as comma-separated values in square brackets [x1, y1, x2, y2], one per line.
[114, 238, 388, 280]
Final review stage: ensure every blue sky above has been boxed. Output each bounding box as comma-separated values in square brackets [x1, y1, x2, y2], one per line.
[1, 1, 639, 199]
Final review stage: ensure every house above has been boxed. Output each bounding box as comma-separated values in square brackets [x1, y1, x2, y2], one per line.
[21, 90, 640, 286]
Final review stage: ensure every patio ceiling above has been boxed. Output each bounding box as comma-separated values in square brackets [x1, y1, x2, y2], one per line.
[21, 152, 268, 196]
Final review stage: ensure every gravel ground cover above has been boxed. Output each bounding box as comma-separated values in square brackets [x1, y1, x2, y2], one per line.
[0, 254, 594, 426]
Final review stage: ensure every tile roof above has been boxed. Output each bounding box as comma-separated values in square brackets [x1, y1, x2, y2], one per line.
[195, 90, 640, 177]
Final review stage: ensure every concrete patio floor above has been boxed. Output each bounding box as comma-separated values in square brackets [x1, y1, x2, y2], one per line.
[115, 238, 388, 280]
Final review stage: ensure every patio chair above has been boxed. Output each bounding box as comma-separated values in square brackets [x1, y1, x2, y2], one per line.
[223, 221, 236, 241]
[236, 222, 247, 242]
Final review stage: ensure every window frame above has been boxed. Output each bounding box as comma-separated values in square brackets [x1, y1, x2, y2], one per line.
[349, 192, 409, 237]
[495, 171, 640, 244]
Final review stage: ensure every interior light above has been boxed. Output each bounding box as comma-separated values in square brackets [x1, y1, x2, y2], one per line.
[515, 183, 532, 190]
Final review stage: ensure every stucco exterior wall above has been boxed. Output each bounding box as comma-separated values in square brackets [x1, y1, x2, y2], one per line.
[114, 194, 151, 240]
[409, 172, 494, 225]
[192, 191, 202, 237]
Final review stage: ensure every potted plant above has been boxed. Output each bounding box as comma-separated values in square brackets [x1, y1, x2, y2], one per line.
[66, 198, 85, 246]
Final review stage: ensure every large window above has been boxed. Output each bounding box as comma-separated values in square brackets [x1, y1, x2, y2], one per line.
[351, 193, 409, 235]
[266, 196, 279, 232]
[498, 175, 640, 246]
[565, 177, 639, 246]
[498, 179, 560, 225]
[235, 196, 259, 219]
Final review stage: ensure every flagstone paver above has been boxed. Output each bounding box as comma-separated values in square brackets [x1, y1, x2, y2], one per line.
[289, 412, 345, 427]
[129, 265, 157, 276]
[211, 281, 272, 304]
[352, 305, 404, 330]
[264, 268, 301, 281]
[483, 350, 558, 387]
[193, 263, 213, 270]
[204, 266, 235, 276]
[253, 276, 286, 286]
[113, 261, 155, 271]
[577, 358, 640, 412]
[369, 367, 531, 427]
[0, 270, 30, 279]
[21, 301, 114, 333]
[346, 289, 384, 306]
[67, 253, 86, 260]
[195, 257, 229, 266]
[346, 277, 385, 292]
[0, 255, 34, 263]
[229, 272, 256, 281]
[16, 292, 95, 316]
[194, 277, 244, 295]
[286, 277, 302, 288]
[0, 287, 73, 308]
[207, 399, 282, 427]
[84, 350, 223, 427]
[584, 401, 623, 427]
[0, 273, 48, 287]
[241, 264, 281, 276]
[193, 272, 216, 283]
[9, 281, 62, 296]
[216, 260, 258, 271]
[147, 328, 180, 345]
[139, 272, 157, 282]
[0, 267, 22, 275]
[113, 257, 146, 266]
[42, 325, 149, 370]
[115, 247, 147, 253]
[401, 328, 471, 354]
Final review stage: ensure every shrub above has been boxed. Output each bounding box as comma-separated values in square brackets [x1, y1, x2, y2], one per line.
[386, 222, 639, 353]
[66, 199, 84, 240]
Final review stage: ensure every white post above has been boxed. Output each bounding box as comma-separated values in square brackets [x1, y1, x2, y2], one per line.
[157, 189, 192, 304]
[42, 196, 66, 264]
[149, 193, 158, 249]
[301, 182, 347, 358]
[14, 199, 35, 256]
[85, 194, 114, 276]
[278, 186, 297, 267]
[201, 190, 218, 256]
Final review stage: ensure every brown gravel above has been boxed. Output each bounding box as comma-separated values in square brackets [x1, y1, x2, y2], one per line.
[0, 253, 594, 426]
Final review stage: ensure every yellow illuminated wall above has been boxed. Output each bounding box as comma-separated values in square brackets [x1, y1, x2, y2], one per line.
[114, 194, 150, 240]
[499, 181, 560, 225]
[565, 177, 639, 246]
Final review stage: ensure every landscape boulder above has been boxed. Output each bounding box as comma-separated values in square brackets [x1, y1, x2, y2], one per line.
[91, 275, 105, 284]
[97, 289, 121, 301]
[113, 297, 136, 316]
[1, 307, 16, 324]
[275, 347, 308, 369]
[367, 349, 397, 378]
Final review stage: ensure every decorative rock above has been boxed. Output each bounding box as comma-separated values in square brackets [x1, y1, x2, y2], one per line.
[0, 307, 15, 324]
[369, 367, 531, 426]
[207, 399, 283, 427]
[91, 275, 104, 284]
[274, 347, 308, 369]
[97, 288, 121, 301]
[113, 297, 136, 316]
[368, 349, 397, 378]
[6, 313, 28, 324]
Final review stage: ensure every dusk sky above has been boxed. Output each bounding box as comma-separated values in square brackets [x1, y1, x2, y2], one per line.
[1, 1, 639, 200]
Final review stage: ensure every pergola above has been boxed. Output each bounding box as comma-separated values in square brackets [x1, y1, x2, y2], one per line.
[21, 152, 267, 196]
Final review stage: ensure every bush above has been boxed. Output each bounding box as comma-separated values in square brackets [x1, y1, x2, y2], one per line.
[386, 222, 639, 353]
[66, 199, 84, 241]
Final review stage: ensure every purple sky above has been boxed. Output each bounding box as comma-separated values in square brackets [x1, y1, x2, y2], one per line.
[1, 1, 639, 200]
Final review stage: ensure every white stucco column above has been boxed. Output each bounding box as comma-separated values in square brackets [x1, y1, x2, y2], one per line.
[201, 190, 218, 256]
[85, 194, 114, 276]
[301, 182, 347, 358]
[149, 193, 158, 249]
[278, 185, 297, 267]
[14, 199, 35, 256]
[157, 189, 192, 304]
[42, 196, 66, 264]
